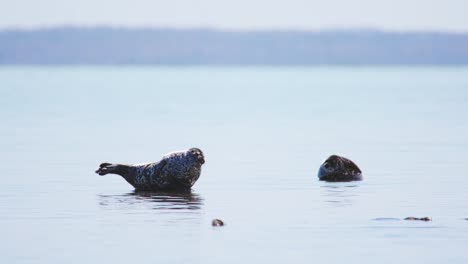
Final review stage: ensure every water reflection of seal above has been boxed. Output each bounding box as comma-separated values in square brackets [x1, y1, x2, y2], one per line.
[318, 155, 362, 182]
[95, 148, 205, 191]
[320, 184, 360, 207]
[98, 190, 203, 211]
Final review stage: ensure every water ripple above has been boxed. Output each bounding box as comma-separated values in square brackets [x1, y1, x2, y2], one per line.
[98, 190, 204, 211]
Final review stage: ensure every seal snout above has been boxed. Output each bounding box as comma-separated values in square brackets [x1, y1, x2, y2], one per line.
[198, 154, 205, 164]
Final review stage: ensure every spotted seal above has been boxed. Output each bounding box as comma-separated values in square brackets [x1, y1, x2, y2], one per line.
[318, 155, 362, 182]
[95, 148, 205, 191]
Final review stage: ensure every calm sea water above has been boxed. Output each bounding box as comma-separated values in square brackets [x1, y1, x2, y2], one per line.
[0, 66, 467, 263]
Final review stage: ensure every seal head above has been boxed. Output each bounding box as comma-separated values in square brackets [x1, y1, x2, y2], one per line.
[188, 148, 205, 165]
[318, 155, 362, 182]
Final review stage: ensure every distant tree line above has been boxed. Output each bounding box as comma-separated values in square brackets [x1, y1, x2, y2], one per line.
[1, 27, 467, 65]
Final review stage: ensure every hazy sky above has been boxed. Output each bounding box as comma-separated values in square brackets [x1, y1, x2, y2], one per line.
[1, 0, 467, 31]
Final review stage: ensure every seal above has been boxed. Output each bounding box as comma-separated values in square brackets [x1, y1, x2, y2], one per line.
[95, 148, 205, 191]
[318, 155, 362, 182]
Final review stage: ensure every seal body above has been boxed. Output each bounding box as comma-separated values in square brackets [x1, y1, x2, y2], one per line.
[318, 155, 362, 182]
[96, 148, 205, 191]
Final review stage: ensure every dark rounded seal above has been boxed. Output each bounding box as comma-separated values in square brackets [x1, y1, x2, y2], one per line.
[318, 155, 362, 182]
[95, 148, 205, 191]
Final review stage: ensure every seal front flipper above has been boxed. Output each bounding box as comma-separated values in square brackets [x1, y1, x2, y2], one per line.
[95, 163, 130, 176]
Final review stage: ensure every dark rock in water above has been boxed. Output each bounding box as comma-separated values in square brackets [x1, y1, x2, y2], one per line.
[95, 148, 205, 191]
[404, 217, 432, 221]
[318, 155, 362, 182]
[212, 219, 224, 226]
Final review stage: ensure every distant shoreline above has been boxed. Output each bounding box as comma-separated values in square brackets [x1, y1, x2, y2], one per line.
[2, 26, 468, 34]
[1, 27, 468, 65]
[1, 64, 468, 66]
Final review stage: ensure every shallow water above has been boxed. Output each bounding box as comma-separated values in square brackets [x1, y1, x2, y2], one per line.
[0, 66, 467, 263]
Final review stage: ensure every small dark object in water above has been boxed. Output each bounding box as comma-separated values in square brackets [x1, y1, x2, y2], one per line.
[95, 148, 205, 191]
[404, 217, 432, 221]
[212, 219, 224, 226]
[318, 155, 362, 182]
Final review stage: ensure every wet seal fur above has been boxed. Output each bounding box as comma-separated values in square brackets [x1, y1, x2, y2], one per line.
[96, 148, 205, 191]
[318, 155, 362, 182]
